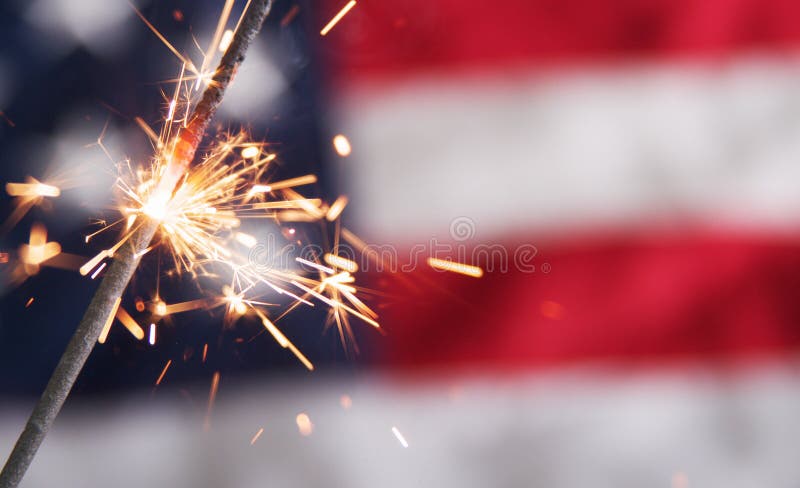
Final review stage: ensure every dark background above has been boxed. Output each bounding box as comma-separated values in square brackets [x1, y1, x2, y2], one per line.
[0, 0, 373, 400]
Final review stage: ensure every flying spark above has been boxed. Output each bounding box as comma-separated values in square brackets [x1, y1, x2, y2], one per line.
[204, 371, 221, 431]
[320, 1, 356, 36]
[391, 426, 409, 448]
[18, 223, 61, 276]
[90, 262, 107, 280]
[155, 359, 172, 386]
[295, 413, 313, 436]
[219, 29, 234, 52]
[6, 180, 60, 198]
[98, 298, 122, 344]
[250, 427, 264, 445]
[332, 134, 351, 157]
[427, 257, 484, 278]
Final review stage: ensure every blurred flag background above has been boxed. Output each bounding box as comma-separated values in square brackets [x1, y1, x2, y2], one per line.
[3, 0, 800, 486]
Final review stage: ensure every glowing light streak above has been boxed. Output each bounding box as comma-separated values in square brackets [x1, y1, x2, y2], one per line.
[332, 134, 351, 156]
[392, 426, 409, 448]
[427, 257, 484, 278]
[320, 1, 356, 36]
[98, 297, 122, 344]
[250, 427, 264, 445]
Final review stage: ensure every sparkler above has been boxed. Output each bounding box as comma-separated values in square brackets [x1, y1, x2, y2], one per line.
[0, 1, 274, 485]
[1, 0, 487, 483]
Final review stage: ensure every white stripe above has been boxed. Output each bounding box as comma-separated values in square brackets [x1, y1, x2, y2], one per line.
[4, 363, 800, 487]
[334, 56, 800, 241]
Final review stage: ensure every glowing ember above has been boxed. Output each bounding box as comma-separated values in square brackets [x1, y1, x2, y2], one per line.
[241, 145, 260, 159]
[153, 300, 167, 317]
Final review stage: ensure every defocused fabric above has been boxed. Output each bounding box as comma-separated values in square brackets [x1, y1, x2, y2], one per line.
[321, 0, 800, 368]
[3, 363, 800, 487]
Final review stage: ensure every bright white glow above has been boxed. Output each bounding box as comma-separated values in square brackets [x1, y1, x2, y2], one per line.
[332, 134, 351, 157]
[391, 426, 409, 448]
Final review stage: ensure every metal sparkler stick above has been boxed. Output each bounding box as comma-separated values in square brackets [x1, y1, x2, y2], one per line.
[0, 2, 273, 486]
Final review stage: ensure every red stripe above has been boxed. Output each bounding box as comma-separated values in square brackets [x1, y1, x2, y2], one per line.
[370, 233, 800, 370]
[319, 0, 800, 81]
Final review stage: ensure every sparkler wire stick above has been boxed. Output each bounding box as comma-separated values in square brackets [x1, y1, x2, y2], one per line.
[0, 2, 273, 486]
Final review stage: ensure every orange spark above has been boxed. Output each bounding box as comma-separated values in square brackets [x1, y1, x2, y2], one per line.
[19, 223, 61, 274]
[280, 5, 300, 26]
[427, 257, 484, 278]
[219, 29, 234, 52]
[98, 297, 122, 344]
[320, 1, 356, 36]
[204, 371, 221, 431]
[116, 306, 146, 340]
[324, 253, 358, 273]
[6, 180, 60, 198]
[153, 299, 167, 317]
[250, 427, 264, 445]
[325, 195, 348, 221]
[155, 359, 172, 385]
